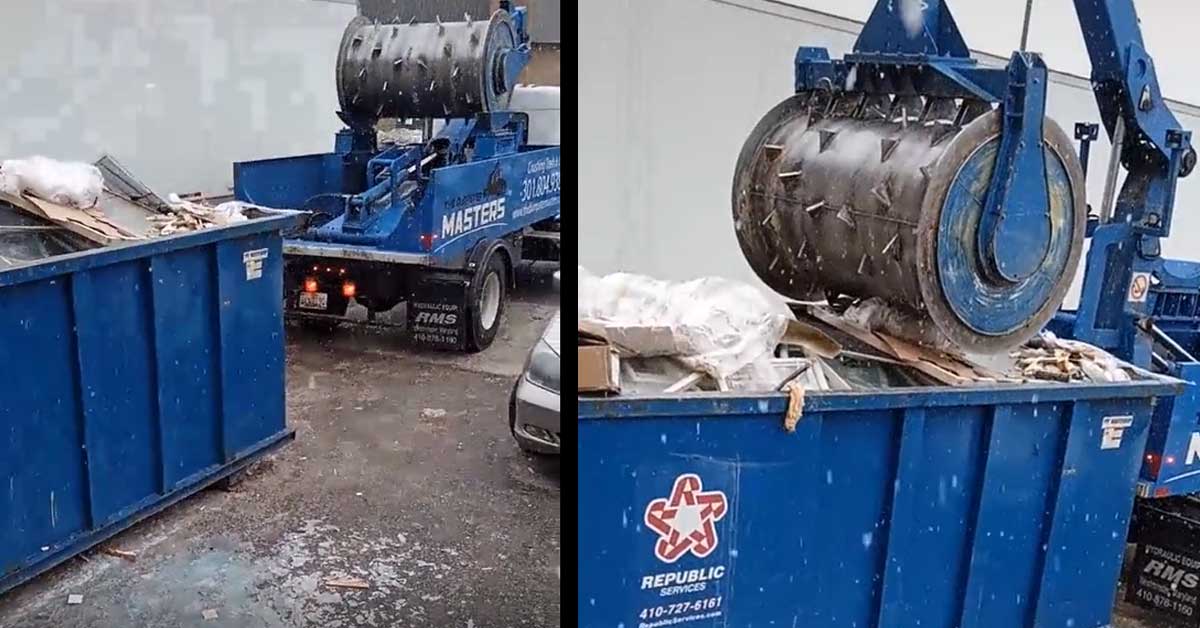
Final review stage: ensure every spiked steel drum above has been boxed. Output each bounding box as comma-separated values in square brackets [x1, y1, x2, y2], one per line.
[337, 11, 520, 120]
[732, 93, 1087, 352]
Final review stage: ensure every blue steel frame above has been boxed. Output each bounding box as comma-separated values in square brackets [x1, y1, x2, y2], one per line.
[797, 0, 1200, 497]
[1057, 1, 1200, 497]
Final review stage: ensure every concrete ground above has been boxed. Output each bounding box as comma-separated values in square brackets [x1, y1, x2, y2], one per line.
[0, 266, 561, 628]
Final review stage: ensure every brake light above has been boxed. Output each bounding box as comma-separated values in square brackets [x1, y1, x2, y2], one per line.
[342, 281, 357, 298]
[420, 233, 435, 251]
[303, 277, 319, 293]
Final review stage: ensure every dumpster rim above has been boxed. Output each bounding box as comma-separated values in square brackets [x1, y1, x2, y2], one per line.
[0, 211, 306, 289]
[577, 378, 1182, 420]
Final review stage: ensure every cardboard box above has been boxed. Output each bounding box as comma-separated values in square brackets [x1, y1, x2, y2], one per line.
[579, 345, 621, 393]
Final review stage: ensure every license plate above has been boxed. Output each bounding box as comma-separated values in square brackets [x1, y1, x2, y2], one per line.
[298, 292, 328, 310]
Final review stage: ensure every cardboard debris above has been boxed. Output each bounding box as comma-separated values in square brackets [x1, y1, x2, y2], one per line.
[67, 594, 83, 605]
[579, 344, 621, 393]
[202, 609, 220, 621]
[579, 321, 622, 393]
[0, 190, 143, 246]
[781, 319, 842, 359]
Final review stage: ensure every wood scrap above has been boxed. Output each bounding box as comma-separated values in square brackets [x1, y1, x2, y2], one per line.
[664, 372, 705, 394]
[101, 547, 137, 562]
[148, 199, 230, 236]
[324, 576, 370, 590]
[1013, 337, 1130, 382]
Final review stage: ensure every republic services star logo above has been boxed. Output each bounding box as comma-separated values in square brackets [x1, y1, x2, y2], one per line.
[644, 474, 728, 563]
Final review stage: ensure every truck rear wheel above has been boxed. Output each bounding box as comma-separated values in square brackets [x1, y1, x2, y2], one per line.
[466, 253, 509, 352]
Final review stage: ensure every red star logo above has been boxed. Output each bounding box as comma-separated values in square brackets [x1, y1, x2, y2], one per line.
[644, 474, 728, 563]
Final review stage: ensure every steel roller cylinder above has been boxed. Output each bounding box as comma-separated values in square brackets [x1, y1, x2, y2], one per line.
[336, 11, 519, 121]
[732, 92, 1086, 352]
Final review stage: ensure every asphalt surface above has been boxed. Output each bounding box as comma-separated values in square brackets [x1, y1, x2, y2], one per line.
[0, 266, 561, 628]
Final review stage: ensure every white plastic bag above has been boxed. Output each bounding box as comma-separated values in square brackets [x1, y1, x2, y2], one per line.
[211, 201, 252, 225]
[579, 267, 792, 387]
[0, 156, 104, 209]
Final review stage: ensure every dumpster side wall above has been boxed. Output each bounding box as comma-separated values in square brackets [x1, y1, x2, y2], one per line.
[0, 225, 291, 593]
[579, 395, 1154, 628]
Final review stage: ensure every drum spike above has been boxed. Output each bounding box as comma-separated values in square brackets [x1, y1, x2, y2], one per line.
[872, 180, 892, 211]
[836, 205, 857, 228]
[882, 234, 899, 255]
[930, 125, 956, 147]
[880, 137, 899, 162]
[818, 129, 837, 153]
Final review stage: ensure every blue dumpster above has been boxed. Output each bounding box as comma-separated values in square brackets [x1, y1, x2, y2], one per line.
[0, 211, 303, 594]
[579, 380, 1181, 628]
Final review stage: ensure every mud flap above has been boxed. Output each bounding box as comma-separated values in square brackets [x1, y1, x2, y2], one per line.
[408, 273, 469, 351]
[1125, 498, 1200, 622]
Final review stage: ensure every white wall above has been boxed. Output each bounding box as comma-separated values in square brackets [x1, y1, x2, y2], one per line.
[0, 0, 355, 196]
[579, 0, 1200, 308]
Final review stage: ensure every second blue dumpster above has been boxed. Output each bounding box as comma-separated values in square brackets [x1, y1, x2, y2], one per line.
[0, 209, 304, 595]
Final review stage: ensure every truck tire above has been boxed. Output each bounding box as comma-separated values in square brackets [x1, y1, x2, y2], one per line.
[466, 252, 509, 352]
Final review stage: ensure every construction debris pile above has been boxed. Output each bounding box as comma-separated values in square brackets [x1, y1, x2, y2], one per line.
[1014, 331, 1133, 383]
[0, 156, 272, 253]
[578, 268, 1150, 396]
[149, 195, 250, 237]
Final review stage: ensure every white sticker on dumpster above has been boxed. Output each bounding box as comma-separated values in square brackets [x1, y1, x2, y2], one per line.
[1101, 415, 1134, 450]
[243, 248, 268, 281]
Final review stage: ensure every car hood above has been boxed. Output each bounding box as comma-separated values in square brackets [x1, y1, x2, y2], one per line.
[542, 311, 560, 356]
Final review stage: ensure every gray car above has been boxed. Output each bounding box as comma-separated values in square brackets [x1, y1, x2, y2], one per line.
[509, 273, 561, 454]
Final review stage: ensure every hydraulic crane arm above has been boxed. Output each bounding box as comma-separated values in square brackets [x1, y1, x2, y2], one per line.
[1072, 0, 1193, 236]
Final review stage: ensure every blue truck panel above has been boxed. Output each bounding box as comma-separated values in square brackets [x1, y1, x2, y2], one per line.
[0, 213, 302, 595]
[579, 382, 1177, 628]
[424, 149, 560, 266]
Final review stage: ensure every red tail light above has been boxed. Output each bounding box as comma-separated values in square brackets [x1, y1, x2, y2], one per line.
[420, 233, 435, 251]
[303, 277, 319, 293]
[342, 281, 357, 298]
